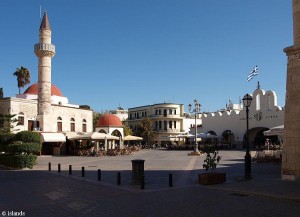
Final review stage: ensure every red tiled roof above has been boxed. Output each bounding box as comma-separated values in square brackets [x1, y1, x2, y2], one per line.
[23, 83, 63, 96]
[97, 114, 122, 127]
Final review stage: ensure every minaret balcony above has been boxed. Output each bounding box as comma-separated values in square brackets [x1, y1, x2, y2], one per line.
[34, 43, 55, 57]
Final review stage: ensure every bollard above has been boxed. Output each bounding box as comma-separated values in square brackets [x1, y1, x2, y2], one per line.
[117, 172, 121, 185]
[169, 174, 173, 187]
[82, 166, 85, 177]
[58, 164, 61, 173]
[48, 162, 51, 171]
[141, 175, 145, 190]
[69, 165, 72, 175]
[98, 169, 101, 181]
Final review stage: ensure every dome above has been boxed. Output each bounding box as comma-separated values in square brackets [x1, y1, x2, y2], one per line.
[97, 114, 122, 127]
[23, 83, 63, 96]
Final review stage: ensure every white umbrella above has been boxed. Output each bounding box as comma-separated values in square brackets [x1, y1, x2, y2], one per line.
[70, 132, 119, 140]
[124, 135, 143, 141]
[197, 133, 218, 139]
[263, 125, 284, 136]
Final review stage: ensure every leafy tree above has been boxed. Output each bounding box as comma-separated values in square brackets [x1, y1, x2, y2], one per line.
[13, 66, 30, 94]
[134, 117, 154, 144]
[123, 124, 133, 137]
[93, 111, 103, 131]
[0, 87, 3, 98]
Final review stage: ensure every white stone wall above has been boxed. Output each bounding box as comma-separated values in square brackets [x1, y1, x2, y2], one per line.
[51, 105, 93, 133]
[197, 89, 284, 146]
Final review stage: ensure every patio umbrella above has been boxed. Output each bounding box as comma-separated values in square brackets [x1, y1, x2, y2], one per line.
[263, 125, 284, 136]
[124, 135, 143, 141]
[70, 132, 119, 140]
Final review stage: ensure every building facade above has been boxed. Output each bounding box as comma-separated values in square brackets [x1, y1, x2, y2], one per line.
[193, 88, 284, 148]
[128, 103, 200, 144]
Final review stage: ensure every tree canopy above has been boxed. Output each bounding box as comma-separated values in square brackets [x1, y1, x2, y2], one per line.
[13, 66, 30, 94]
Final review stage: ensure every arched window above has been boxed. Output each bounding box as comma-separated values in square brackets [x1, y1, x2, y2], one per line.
[267, 94, 272, 111]
[169, 109, 172, 115]
[256, 94, 260, 111]
[159, 109, 162, 115]
[159, 121, 162, 129]
[169, 121, 172, 129]
[70, 118, 75, 132]
[57, 117, 62, 132]
[82, 119, 87, 132]
[164, 109, 167, 117]
[164, 121, 167, 130]
[155, 121, 158, 130]
[174, 121, 177, 129]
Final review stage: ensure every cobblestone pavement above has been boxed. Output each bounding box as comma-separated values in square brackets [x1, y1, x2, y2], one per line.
[1, 149, 300, 217]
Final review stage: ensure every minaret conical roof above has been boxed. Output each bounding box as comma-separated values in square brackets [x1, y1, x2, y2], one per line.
[39, 12, 51, 30]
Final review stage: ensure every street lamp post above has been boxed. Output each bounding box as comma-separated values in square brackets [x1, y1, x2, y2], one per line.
[242, 93, 253, 179]
[188, 99, 201, 155]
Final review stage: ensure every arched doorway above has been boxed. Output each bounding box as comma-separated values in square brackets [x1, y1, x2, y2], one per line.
[243, 127, 268, 149]
[222, 130, 235, 148]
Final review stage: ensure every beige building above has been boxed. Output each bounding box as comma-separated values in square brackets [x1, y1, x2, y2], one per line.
[128, 103, 199, 144]
[0, 12, 93, 154]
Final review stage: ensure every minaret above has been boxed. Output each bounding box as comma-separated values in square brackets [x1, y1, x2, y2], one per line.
[34, 12, 55, 132]
[282, 0, 300, 180]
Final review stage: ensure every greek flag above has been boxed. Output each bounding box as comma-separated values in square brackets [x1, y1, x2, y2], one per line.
[247, 65, 258, 82]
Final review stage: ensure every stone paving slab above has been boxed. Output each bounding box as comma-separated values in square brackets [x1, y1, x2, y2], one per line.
[1, 149, 300, 216]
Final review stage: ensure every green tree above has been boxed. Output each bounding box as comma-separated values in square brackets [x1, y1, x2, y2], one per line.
[135, 117, 154, 144]
[93, 111, 103, 131]
[13, 66, 31, 94]
[123, 124, 133, 136]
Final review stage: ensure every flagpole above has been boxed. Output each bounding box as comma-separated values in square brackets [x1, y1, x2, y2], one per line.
[257, 65, 260, 89]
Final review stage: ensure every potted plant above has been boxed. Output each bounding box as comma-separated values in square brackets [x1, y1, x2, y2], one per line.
[199, 145, 226, 185]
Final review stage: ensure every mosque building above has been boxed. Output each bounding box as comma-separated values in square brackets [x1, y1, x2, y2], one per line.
[0, 12, 93, 154]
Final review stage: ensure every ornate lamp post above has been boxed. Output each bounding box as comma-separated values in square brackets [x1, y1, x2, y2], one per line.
[188, 99, 201, 155]
[242, 93, 253, 179]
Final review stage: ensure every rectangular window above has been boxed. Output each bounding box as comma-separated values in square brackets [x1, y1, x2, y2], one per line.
[82, 124, 87, 132]
[169, 121, 172, 129]
[57, 122, 62, 132]
[18, 116, 24, 126]
[174, 121, 177, 129]
[71, 123, 75, 132]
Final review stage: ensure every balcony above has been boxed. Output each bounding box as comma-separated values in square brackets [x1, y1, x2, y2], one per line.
[34, 43, 55, 57]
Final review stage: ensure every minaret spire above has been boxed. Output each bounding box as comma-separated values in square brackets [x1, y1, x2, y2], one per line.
[39, 12, 51, 30]
[34, 11, 55, 132]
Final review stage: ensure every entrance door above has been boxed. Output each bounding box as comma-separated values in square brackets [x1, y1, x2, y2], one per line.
[28, 120, 34, 131]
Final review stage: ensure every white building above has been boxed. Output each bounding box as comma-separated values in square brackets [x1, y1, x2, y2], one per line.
[0, 12, 93, 154]
[110, 107, 128, 122]
[193, 88, 284, 148]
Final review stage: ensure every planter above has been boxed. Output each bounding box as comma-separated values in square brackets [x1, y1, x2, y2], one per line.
[198, 172, 226, 185]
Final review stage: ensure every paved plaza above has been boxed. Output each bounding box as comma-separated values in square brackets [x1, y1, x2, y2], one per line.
[1, 149, 300, 217]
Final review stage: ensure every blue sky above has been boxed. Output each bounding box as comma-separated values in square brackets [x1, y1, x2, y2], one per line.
[0, 0, 292, 112]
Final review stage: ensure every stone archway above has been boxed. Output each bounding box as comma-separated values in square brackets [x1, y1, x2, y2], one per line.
[207, 130, 217, 136]
[243, 127, 268, 149]
[98, 129, 107, 134]
[222, 130, 235, 148]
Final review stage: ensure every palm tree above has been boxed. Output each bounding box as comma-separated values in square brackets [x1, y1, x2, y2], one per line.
[13, 66, 31, 94]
